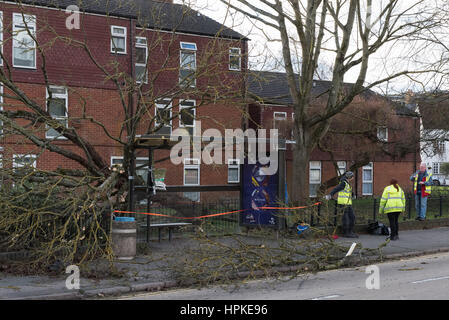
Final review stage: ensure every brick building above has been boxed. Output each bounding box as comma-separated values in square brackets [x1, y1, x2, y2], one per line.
[0, 0, 248, 202]
[248, 71, 421, 198]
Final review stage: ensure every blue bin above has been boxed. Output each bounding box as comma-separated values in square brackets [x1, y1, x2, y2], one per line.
[115, 217, 135, 222]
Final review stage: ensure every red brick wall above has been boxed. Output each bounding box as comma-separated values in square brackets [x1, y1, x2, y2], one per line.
[0, 1, 247, 191]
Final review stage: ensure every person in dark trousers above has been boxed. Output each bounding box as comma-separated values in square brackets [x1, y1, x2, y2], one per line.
[410, 163, 433, 221]
[379, 179, 406, 241]
[325, 171, 358, 238]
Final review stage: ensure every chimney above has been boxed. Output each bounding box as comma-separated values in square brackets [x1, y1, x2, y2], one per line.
[404, 89, 414, 104]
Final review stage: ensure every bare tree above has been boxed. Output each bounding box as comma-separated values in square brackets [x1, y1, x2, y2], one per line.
[0, 0, 247, 268]
[220, 0, 440, 202]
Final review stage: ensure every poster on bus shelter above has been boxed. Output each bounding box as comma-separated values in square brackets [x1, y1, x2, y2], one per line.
[241, 162, 279, 228]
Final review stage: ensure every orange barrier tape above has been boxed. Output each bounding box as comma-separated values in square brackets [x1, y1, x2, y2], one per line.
[113, 202, 322, 220]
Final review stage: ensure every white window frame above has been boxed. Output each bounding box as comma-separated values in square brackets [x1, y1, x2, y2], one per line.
[377, 126, 388, 142]
[13, 13, 37, 69]
[13, 154, 37, 170]
[309, 161, 321, 197]
[273, 112, 287, 150]
[362, 162, 374, 196]
[183, 158, 200, 202]
[183, 158, 200, 186]
[155, 100, 172, 135]
[135, 37, 148, 83]
[273, 111, 287, 121]
[110, 25, 127, 54]
[337, 161, 346, 176]
[438, 140, 446, 153]
[179, 42, 197, 87]
[433, 162, 441, 175]
[46, 86, 68, 140]
[229, 47, 241, 71]
[179, 100, 196, 136]
[228, 159, 240, 184]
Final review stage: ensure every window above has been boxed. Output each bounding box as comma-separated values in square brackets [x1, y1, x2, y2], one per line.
[337, 161, 346, 176]
[435, 140, 446, 154]
[228, 159, 240, 183]
[377, 127, 388, 142]
[111, 26, 127, 54]
[273, 112, 287, 150]
[155, 100, 172, 136]
[309, 161, 321, 197]
[184, 158, 200, 202]
[46, 86, 68, 139]
[433, 162, 441, 175]
[0, 11, 3, 66]
[135, 37, 148, 83]
[111, 156, 149, 186]
[13, 13, 36, 68]
[13, 154, 37, 172]
[362, 162, 373, 195]
[229, 47, 241, 71]
[179, 100, 196, 136]
[179, 42, 197, 87]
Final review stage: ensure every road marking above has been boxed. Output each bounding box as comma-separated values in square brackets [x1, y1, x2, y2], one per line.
[310, 294, 342, 300]
[412, 275, 449, 284]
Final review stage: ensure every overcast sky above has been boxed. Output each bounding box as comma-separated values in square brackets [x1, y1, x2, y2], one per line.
[176, 0, 447, 95]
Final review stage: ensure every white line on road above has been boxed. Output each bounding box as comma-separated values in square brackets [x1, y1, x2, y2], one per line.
[310, 294, 342, 300]
[411, 275, 449, 284]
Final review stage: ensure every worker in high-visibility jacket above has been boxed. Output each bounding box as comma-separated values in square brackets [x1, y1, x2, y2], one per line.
[410, 163, 433, 221]
[379, 179, 406, 241]
[325, 171, 358, 238]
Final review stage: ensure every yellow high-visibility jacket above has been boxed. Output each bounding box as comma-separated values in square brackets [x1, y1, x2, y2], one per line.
[337, 181, 352, 206]
[379, 185, 406, 214]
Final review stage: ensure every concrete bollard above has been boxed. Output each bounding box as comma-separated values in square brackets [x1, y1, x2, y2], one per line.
[111, 218, 137, 260]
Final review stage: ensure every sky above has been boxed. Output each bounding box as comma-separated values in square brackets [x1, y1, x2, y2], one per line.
[176, 0, 448, 95]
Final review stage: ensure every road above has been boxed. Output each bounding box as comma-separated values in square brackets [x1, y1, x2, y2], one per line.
[116, 252, 449, 300]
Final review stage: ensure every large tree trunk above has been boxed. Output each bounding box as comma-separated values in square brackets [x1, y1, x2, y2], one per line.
[291, 144, 311, 204]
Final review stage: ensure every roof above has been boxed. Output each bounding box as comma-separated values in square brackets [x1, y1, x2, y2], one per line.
[415, 93, 449, 130]
[12, 0, 246, 40]
[247, 71, 419, 117]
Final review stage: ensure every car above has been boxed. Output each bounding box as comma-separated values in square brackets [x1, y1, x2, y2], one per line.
[433, 179, 441, 186]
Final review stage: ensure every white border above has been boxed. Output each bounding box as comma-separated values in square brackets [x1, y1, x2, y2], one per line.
[12, 13, 37, 69]
[110, 25, 127, 54]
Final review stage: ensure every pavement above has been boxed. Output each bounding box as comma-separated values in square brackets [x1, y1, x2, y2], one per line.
[1, 226, 449, 300]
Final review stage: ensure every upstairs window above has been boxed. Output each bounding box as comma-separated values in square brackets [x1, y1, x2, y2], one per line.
[229, 48, 241, 71]
[13, 13, 36, 68]
[337, 161, 346, 176]
[46, 86, 68, 139]
[155, 100, 172, 136]
[273, 112, 287, 150]
[179, 100, 196, 136]
[13, 154, 37, 172]
[179, 42, 197, 87]
[377, 126, 388, 142]
[111, 26, 127, 54]
[434, 140, 446, 154]
[135, 37, 148, 83]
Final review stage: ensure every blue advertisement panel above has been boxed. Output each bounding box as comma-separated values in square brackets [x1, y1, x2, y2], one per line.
[241, 162, 279, 227]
